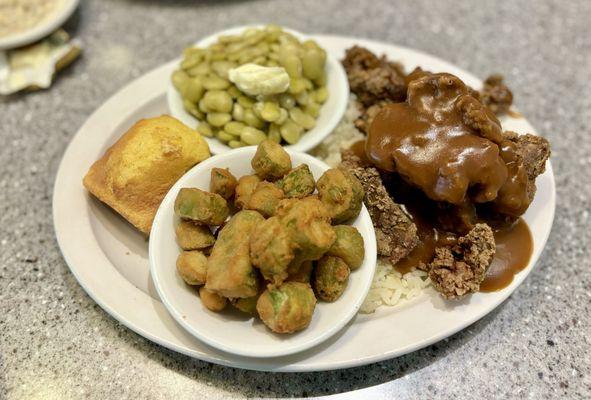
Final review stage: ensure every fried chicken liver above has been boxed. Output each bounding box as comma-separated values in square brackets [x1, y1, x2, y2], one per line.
[342, 45, 407, 108]
[427, 223, 496, 299]
[479, 74, 514, 115]
[340, 150, 419, 264]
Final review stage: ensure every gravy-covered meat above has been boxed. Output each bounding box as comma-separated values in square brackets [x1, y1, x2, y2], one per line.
[340, 150, 418, 264]
[367, 72, 539, 219]
[480, 131, 551, 227]
[368, 73, 508, 204]
[342, 45, 407, 107]
[479, 74, 514, 115]
[339, 45, 551, 300]
[428, 223, 496, 299]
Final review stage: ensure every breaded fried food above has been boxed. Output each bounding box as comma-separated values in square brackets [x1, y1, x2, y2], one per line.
[317, 168, 364, 224]
[249, 216, 295, 285]
[256, 282, 316, 334]
[327, 225, 365, 270]
[276, 197, 336, 264]
[199, 287, 227, 312]
[176, 250, 208, 285]
[234, 174, 261, 209]
[251, 140, 292, 180]
[342, 45, 407, 107]
[313, 255, 350, 302]
[245, 181, 284, 217]
[230, 295, 259, 315]
[276, 164, 316, 198]
[479, 74, 513, 115]
[504, 131, 551, 182]
[428, 224, 496, 299]
[340, 149, 419, 265]
[287, 260, 314, 283]
[205, 210, 264, 298]
[210, 168, 237, 200]
[276, 196, 331, 223]
[174, 188, 229, 226]
[83, 115, 210, 234]
[175, 220, 215, 250]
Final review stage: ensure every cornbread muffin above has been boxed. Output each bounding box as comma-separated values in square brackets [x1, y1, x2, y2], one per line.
[83, 115, 210, 234]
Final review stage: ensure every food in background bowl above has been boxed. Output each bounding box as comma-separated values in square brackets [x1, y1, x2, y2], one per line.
[170, 141, 366, 334]
[171, 25, 329, 147]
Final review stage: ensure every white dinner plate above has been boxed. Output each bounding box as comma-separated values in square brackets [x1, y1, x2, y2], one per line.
[0, 0, 79, 50]
[53, 34, 556, 372]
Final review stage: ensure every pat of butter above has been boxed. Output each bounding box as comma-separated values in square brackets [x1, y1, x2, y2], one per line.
[228, 63, 290, 97]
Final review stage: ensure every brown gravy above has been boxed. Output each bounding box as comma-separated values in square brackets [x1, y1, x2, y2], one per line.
[392, 210, 533, 291]
[480, 219, 533, 292]
[350, 140, 533, 289]
[350, 139, 372, 166]
[367, 72, 531, 217]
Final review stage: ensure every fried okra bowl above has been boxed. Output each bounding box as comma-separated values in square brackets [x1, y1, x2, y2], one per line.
[149, 145, 376, 358]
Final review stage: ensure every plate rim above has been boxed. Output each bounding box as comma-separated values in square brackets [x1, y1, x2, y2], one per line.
[52, 33, 556, 372]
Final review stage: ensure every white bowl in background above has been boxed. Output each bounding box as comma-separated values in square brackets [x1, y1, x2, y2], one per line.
[0, 0, 80, 50]
[149, 147, 377, 358]
[166, 26, 350, 154]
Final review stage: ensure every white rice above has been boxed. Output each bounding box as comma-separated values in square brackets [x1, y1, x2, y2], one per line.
[359, 259, 431, 313]
[311, 99, 364, 168]
[312, 97, 431, 314]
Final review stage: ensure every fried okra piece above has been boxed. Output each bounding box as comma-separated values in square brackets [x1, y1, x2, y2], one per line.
[246, 181, 285, 217]
[174, 188, 229, 226]
[230, 295, 259, 315]
[199, 287, 227, 312]
[313, 256, 350, 302]
[251, 140, 292, 180]
[234, 174, 261, 209]
[250, 216, 295, 285]
[175, 220, 215, 250]
[276, 197, 336, 262]
[317, 168, 364, 223]
[256, 282, 317, 333]
[210, 168, 238, 200]
[276, 164, 316, 198]
[205, 210, 264, 298]
[288, 260, 314, 283]
[327, 225, 365, 270]
[176, 250, 208, 285]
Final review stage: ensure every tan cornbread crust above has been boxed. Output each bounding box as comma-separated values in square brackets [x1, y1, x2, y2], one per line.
[83, 115, 210, 234]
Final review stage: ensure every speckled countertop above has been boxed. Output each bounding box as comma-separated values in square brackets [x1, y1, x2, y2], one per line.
[1, 0, 590, 399]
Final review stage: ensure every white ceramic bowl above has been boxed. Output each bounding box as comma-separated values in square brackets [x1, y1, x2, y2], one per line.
[166, 26, 350, 154]
[149, 148, 377, 358]
[0, 0, 79, 50]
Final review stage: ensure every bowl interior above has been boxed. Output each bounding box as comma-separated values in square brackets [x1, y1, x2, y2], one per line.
[0, 0, 79, 50]
[166, 25, 350, 154]
[149, 148, 376, 358]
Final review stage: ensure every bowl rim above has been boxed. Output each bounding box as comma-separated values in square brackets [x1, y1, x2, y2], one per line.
[149, 147, 377, 358]
[165, 25, 350, 155]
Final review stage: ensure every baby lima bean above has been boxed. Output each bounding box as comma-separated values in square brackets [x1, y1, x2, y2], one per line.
[172, 25, 329, 146]
[241, 127, 267, 145]
[202, 90, 233, 113]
